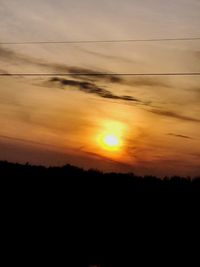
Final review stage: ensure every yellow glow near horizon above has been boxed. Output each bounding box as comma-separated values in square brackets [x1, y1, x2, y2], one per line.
[97, 121, 125, 152]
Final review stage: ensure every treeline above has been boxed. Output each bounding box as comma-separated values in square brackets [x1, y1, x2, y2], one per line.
[1, 160, 200, 180]
[1, 160, 200, 191]
[1, 160, 199, 266]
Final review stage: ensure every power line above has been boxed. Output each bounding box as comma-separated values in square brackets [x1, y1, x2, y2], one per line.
[1, 37, 200, 45]
[0, 72, 200, 76]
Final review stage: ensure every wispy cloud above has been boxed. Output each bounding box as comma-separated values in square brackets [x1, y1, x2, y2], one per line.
[167, 133, 194, 140]
[0, 46, 154, 105]
[150, 109, 200, 123]
[77, 46, 137, 65]
[0, 134, 58, 148]
[127, 77, 169, 88]
[49, 77, 141, 102]
[0, 45, 38, 65]
[0, 46, 17, 60]
[0, 46, 170, 88]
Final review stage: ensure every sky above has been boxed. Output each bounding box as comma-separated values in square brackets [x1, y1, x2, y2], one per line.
[0, 0, 200, 176]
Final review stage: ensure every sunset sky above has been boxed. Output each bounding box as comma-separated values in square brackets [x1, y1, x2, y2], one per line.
[0, 0, 200, 176]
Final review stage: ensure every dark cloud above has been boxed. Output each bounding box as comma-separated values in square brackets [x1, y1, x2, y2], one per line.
[50, 65, 169, 88]
[0, 45, 172, 102]
[76, 48, 169, 87]
[62, 66, 123, 83]
[150, 109, 200, 123]
[50, 77, 141, 102]
[167, 133, 194, 140]
[0, 45, 123, 82]
[41, 64, 170, 91]
[0, 46, 169, 88]
[0, 46, 152, 105]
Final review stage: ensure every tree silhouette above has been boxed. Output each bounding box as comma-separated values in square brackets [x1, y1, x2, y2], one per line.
[1, 160, 199, 267]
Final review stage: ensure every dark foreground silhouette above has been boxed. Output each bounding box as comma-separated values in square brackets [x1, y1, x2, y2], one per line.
[1, 161, 200, 266]
[1, 160, 200, 189]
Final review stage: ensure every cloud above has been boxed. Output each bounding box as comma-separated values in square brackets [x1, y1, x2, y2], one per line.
[0, 68, 9, 74]
[192, 87, 200, 92]
[49, 77, 141, 102]
[77, 46, 136, 64]
[82, 149, 133, 170]
[0, 46, 16, 60]
[0, 46, 170, 88]
[0, 46, 37, 65]
[167, 133, 194, 140]
[0, 45, 124, 81]
[0, 45, 168, 109]
[53, 66, 124, 84]
[127, 77, 169, 88]
[0, 134, 58, 149]
[150, 109, 200, 123]
[48, 64, 169, 89]
[0, 46, 152, 105]
[191, 87, 200, 99]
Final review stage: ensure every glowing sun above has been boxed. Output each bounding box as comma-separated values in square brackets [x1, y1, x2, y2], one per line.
[98, 132, 122, 151]
[103, 134, 119, 147]
[96, 121, 125, 153]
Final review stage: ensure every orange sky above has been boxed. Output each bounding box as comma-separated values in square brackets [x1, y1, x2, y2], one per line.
[0, 0, 200, 176]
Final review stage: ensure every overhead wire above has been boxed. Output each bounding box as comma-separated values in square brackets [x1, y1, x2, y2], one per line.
[0, 73, 200, 76]
[0, 37, 200, 45]
[1, 36, 200, 77]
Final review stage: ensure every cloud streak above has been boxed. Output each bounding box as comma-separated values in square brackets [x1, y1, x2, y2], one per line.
[0, 45, 170, 89]
[0, 46, 154, 105]
[167, 133, 194, 140]
[127, 77, 169, 88]
[50, 77, 141, 102]
[150, 109, 200, 123]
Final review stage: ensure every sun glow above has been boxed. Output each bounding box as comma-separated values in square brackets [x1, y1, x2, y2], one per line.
[103, 134, 120, 148]
[99, 133, 122, 151]
[97, 121, 124, 152]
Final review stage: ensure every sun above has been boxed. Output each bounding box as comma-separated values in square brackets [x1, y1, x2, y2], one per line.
[98, 132, 122, 152]
[103, 134, 119, 147]
[95, 121, 125, 153]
